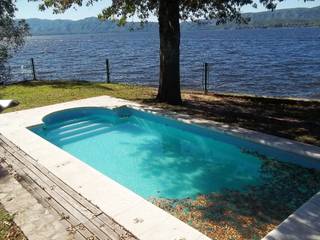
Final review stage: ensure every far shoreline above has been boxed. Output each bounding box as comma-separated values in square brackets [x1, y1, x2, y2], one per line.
[25, 25, 320, 37]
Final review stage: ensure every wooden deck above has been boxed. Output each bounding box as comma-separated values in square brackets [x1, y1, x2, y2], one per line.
[0, 134, 137, 240]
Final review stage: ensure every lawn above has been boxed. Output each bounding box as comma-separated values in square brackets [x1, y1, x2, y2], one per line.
[1, 80, 319, 146]
[0, 81, 156, 112]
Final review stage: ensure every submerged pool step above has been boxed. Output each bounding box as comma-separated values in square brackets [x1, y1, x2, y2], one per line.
[48, 119, 107, 135]
[45, 115, 105, 131]
[45, 115, 112, 133]
[53, 123, 106, 137]
[47, 120, 112, 138]
[50, 125, 120, 145]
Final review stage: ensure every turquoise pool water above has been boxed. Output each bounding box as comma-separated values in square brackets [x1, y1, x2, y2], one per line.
[30, 107, 320, 199]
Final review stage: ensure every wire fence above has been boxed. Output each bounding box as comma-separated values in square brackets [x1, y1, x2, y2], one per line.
[4, 58, 217, 95]
[5, 58, 318, 99]
[0, 64, 12, 84]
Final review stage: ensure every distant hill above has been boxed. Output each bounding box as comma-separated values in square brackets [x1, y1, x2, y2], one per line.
[242, 6, 320, 28]
[25, 6, 320, 35]
[25, 18, 158, 35]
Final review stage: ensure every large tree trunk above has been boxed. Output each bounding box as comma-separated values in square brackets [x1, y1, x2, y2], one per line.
[156, 0, 182, 105]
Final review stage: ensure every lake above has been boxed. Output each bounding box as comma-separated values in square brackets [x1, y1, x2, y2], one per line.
[8, 27, 320, 99]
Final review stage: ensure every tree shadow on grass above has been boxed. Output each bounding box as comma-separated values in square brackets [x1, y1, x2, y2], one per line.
[141, 94, 320, 146]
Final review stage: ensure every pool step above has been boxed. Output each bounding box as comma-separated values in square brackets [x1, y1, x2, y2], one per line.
[45, 115, 104, 130]
[46, 117, 110, 136]
[51, 125, 115, 145]
[48, 120, 107, 136]
[50, 118, 102, 132]
[47, 121, 125, 145]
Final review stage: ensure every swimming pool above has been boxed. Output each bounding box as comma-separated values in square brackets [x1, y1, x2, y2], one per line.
[30, 106, 320, 199]
[30, 107, 320, 238]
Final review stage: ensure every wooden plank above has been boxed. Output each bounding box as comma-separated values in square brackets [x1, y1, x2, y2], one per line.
[0, 152, 93, 240]
[0, 136, 137, 239]
[0, 145, 115, 239]
[90, 215, 122, 240]
[20, 177, 94, 240]
[0, 137, 102, 215]
[0, 138, 101, 219]
[0, 145, 112, 240]
[0, 165, 87, 240]
[0, 140, 98, 220]
[97, 214, 137, 240]
[0, 145, 94, 238]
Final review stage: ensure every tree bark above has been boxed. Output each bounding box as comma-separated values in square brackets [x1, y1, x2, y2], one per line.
[156, 0, 182, 105]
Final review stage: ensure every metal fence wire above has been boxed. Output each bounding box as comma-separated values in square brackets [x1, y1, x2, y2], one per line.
[4, 54, 320, 99]
[5, 58, 217, 94]
[5, 60, 33, 84]
[0, 64, 12, 85]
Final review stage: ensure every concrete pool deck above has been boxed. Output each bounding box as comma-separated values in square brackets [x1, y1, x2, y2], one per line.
[262, 191, 320, 240]
[0, 95, 319, 239]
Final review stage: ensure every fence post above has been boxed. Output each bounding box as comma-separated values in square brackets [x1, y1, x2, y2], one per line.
[204, 62, 208, 95]
[105, 59, 110, 83]
[31, 58, 37, 81]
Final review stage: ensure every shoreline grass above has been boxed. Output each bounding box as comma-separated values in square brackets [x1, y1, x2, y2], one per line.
[1, 80, 319, 146]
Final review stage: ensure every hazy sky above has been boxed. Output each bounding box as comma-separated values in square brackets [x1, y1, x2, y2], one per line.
[16, 0, 320, 21]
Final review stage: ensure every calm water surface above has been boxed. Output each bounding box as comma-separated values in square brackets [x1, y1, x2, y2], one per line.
[9, 27, 320, 98]
[31, 107, 320, 199]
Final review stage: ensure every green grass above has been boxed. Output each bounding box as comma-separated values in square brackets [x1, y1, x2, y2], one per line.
[0, 206, 13, 239]
[0, 81, 156, 112]
[0, 205, 25, 240]
[1, 80, 319, 146]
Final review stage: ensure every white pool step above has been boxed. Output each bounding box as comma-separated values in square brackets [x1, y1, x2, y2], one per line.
[51, 125, 121, 145]
[47, 121, 112, 139]
[48, 119, 106, 135]
[55, 122, 106, 136]
[45, 115, 103, 130]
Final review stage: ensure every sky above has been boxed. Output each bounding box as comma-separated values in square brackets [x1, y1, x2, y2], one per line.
[15, 0, 320, 21]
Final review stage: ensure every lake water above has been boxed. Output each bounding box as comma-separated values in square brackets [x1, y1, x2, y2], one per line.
[8, 27, 320, 98]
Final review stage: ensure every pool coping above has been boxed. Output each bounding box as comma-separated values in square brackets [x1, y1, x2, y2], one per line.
[0, 95, 319, 240]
